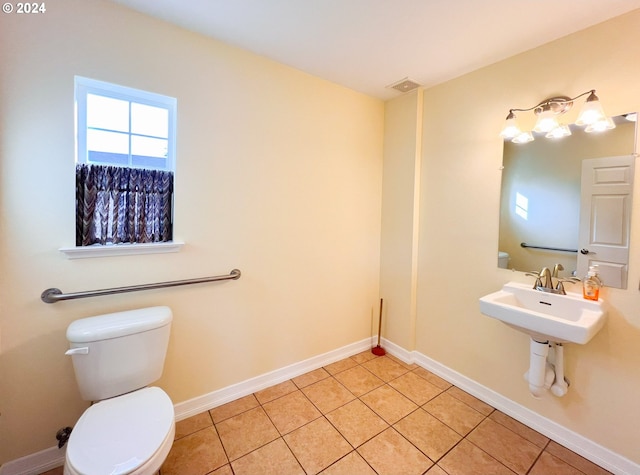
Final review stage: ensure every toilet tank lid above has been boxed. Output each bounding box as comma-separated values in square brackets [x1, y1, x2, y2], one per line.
[67, 306, 172, 343]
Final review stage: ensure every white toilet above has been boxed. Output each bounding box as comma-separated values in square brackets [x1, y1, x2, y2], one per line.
[64, 306, 175, 475]
[498, 251, 510, 269]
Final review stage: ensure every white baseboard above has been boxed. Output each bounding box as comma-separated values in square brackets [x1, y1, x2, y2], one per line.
[4, 336, 638, 475]
[0, 445, 66, 475]
[380, 340, 638, 475]
[173, 337, 373, 421]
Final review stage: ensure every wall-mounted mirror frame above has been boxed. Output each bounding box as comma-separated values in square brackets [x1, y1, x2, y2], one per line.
[498, 113, 636, 289]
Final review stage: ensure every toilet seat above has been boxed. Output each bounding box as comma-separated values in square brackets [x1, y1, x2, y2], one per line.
[65, 387, 175, 475]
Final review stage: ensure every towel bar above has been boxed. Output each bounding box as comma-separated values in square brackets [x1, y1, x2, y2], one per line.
[520, 243, 577, 253]
[41, 269, 241, 304]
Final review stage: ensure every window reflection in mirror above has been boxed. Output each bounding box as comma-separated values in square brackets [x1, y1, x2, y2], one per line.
[498, 114, 636, 288]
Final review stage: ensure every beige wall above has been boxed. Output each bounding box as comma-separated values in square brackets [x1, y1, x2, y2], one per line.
[379, 91, 422, 350]
[0, 0, 383, 463]
[382, 10, 640, 464]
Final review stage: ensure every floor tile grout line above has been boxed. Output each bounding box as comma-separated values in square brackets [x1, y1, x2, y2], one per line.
[208, 412, 234, 471]
[530, 440, 592, 475]
[525, 442, 549, 475]
[411, 401, 495, 468]
[463, 409, 575, 475]
[421, 397, 552, 475]
[262, 389, 324, 438]
[276, 434, 307, 475]
[462, 436, 526, 475]
[325, 449, 379, 475]
[381, 423, 438, 466]
[322, 399, 390, 450]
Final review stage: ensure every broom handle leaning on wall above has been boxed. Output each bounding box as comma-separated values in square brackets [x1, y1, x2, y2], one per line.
[377, 298, 383, 347]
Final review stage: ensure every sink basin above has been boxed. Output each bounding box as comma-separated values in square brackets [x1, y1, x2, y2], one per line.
[479, 282, 607, 344]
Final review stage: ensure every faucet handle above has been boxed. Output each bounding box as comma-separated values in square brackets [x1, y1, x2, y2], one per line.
[555, 278, 580, 295]
[525, 272, 543, 289]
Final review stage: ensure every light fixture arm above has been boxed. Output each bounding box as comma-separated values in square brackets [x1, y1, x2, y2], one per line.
[500, 89, 610, 143]
[507, 89, 596, 115]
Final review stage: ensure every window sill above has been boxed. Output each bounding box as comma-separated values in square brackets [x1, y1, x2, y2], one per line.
[59, 241, 184, 259]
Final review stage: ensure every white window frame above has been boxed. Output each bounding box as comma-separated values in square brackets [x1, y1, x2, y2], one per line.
[64, 77, 182, 259]
[75, 76, 177, 172]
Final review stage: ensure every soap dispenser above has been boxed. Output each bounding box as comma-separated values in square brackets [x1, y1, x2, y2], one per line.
[583, 266, 601, 301]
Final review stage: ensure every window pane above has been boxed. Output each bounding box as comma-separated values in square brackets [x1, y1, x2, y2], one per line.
[131, 135, 168, 158]
[132, 155, 168, 169]
[131, 103, 168, 138]
[88, 151, 129, 166]
[87, 94, 129, 132]
[88, 129, 129, 154]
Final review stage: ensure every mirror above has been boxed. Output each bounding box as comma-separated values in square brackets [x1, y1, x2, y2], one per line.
[498, 113, 636, 289]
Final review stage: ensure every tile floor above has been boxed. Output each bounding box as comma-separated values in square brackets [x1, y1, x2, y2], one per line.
[41, 351, 611, 475]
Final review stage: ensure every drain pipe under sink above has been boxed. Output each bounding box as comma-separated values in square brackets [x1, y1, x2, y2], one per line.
[527, 338, 555, 398]
[550, 343, 569, 397]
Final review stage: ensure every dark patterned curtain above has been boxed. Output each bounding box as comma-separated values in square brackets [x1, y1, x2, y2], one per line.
[76, 164, 173, 246]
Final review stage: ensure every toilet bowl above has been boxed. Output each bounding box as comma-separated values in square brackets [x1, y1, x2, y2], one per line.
[63, 307, 175, 475]
[64, 387, 175, 475]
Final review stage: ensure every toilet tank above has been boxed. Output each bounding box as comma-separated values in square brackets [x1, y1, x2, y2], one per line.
[498, 251, 510, 269]
[66, 306, 172, 401]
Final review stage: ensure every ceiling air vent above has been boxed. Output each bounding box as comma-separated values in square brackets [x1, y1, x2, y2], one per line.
[387, 77, 422, 93]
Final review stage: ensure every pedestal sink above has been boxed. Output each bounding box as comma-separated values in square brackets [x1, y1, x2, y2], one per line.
[479, 281, 607, 344]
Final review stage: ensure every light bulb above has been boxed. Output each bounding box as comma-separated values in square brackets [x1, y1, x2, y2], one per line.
[546, 125, 572, 139]
[576, 92, 606, 126]
[585, 117, 616, 133]
[512, 131, 534, 144]
[533, 106, 559, 133]
[500, 112, 521, 139]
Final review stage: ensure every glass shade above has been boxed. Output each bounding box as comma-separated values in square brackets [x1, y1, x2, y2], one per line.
[585, 117, 616, 133]
[546, 125, 572, 139]
[533, 107, 560, 133]
[576, 94, 606, 126]
[512, 131, 534, 144]
[500, 116, 521, 139]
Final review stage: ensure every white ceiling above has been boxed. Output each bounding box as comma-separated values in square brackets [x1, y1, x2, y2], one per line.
[110, 0, 640, 100]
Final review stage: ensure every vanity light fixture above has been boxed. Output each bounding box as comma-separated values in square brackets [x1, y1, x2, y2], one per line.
[500, 89, 614, 143]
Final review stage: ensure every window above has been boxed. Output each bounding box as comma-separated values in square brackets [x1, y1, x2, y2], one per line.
[75, 77, 177, 247]
[515, 192, 529, 220]
[75, 76, 176, 171]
